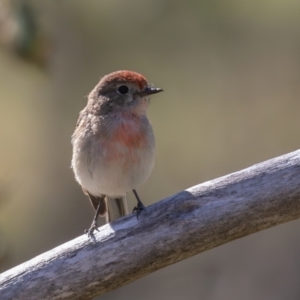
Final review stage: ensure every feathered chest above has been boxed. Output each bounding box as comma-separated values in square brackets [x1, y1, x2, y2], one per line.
[109, 118, 148, 146]
[97, 113, 155, 161]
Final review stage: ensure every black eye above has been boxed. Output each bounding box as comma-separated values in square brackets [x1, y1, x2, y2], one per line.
[117, 85, 129, 94]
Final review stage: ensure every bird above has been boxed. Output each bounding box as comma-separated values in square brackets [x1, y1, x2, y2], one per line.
[71, 70, 163, 236]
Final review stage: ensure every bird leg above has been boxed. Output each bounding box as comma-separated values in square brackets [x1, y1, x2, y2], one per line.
[85, 200, 103, 237]
[132, 189, 146, 219]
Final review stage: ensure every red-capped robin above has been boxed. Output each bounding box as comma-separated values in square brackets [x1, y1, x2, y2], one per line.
[71, 70, 163, 236]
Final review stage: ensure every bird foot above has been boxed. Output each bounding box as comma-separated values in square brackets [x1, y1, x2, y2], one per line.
[84, 220, 99, 238]
[133, 201, 146, 219]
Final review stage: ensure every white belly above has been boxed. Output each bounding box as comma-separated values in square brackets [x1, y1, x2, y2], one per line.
[72, 131, 155, 197]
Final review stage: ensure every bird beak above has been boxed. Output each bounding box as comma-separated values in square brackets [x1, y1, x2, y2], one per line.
[137, 86, 163, 97]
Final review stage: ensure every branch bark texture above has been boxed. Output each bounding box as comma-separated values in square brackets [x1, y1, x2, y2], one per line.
[1, 150, 300, 300]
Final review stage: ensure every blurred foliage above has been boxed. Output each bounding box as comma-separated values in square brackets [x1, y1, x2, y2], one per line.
[0, 0, 51, 67]
[1, 0, 300, 299]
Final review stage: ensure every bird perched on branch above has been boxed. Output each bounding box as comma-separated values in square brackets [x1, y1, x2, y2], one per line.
[71, 70, 163, 236]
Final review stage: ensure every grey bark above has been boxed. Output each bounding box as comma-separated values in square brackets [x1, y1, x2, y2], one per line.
[1, 150, 300, 300]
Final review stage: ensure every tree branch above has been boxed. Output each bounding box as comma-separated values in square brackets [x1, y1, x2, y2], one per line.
[1, 150, 300, 300]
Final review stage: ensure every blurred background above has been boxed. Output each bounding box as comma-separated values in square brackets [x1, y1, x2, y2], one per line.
[1, 0, 300, 299]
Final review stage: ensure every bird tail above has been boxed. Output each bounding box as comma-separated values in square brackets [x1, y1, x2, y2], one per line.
[105, 196, 128, 223]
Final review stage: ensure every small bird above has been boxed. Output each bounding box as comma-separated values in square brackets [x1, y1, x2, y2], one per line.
[71, 70, 163, 235]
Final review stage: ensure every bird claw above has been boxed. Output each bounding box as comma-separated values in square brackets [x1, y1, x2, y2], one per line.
[84, 221, 99, 238]
[133, 201, 146, 219]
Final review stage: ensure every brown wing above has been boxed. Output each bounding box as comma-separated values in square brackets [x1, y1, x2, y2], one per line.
[72, 109, 87, 143]
[75, 110, 85, 128]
